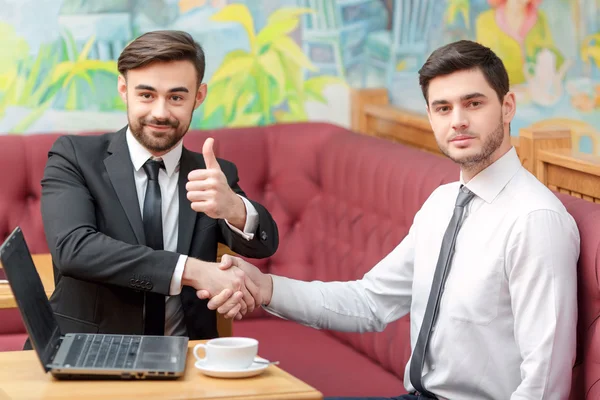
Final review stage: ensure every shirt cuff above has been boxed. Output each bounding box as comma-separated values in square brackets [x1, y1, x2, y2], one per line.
[224, 195, 258, 240]
[169, 255, 187, 296]
[262, 275, 323, 327]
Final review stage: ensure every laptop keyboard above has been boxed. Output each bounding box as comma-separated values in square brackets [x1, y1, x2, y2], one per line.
[64, 334, 141, 369]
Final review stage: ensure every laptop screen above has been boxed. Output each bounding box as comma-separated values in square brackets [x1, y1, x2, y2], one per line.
[0, 227, 61, 371]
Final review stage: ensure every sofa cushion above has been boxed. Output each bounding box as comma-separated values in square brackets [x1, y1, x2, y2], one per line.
[556, 193, 600, 399]
[234, 318, 406, 398]
[0, 309, 26, 334]
[0, 333, 27, 352]
[0, 309, 27, 351]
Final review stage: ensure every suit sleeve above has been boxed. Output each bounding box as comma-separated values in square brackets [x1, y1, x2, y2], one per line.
[41, 136, 178, 295]
[216, 160, 279, 259]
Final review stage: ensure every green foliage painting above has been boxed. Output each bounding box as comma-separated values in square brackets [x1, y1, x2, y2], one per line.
[200, 4, 345, 128]
[0, 23, 120, 133]
[2, 0, 599, 153]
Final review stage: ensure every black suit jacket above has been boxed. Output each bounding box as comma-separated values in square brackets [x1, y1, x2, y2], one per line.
[40, 127, 278, 339]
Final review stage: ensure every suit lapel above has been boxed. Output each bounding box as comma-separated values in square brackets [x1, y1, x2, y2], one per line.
[104, 128, 146, 245]
[177, 147, 201, 254]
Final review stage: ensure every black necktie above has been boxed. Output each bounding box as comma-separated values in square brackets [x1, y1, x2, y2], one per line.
[409, 185, 475, 397]
[142, 159, 165, 336]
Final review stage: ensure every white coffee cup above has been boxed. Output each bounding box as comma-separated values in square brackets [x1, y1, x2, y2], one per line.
[193, 337, 258, 370]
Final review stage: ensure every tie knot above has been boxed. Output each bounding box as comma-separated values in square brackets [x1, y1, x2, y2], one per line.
[142, 159, 165, 181]
[456, 185, 475, 207]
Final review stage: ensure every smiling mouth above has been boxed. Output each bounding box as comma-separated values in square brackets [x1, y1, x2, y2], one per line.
[145, 124, 173, 131]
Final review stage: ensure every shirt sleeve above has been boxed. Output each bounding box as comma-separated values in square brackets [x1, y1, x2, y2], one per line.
[506, 209, 580, 400]
[263, 211, 420, 333]
[224, 195, 258, 240]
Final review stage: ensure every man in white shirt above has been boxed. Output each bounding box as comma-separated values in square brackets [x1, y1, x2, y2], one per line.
[200, 40, 580, 399]
[40, 30, 278, 341]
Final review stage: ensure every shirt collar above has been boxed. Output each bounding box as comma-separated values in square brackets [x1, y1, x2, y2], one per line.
[125, 127, 182, 178]
[460, 147, 522, 204]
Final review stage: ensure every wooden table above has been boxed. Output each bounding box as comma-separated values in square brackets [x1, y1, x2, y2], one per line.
[0, 340, 323, 400]
[0, 255, 322, 399]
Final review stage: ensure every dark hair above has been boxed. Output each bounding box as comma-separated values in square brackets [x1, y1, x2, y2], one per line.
[418, 40, 509, 105]
[117, 30, 206, 83]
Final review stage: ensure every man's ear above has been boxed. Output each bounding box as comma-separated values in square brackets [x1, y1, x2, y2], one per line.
[195, 83, 208, 110]
[117, 75, 127, 103]
[503, 92, 516, 123]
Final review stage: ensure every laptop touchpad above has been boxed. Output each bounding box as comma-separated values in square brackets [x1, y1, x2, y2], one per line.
[135, 337, 186, 370]
[137, 351, 180, 370]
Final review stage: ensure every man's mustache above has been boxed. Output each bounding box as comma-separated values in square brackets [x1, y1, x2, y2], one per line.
[141, 118, 179, 127]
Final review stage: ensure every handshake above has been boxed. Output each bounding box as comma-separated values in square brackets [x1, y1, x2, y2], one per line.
[182, 255, 272, 320]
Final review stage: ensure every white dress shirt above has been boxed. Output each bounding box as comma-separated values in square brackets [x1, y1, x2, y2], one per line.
[126, 129, 259, 336]
[264, 147, 580, 400]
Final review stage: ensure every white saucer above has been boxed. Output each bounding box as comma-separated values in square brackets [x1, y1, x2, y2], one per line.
[194, 357, 270, 378]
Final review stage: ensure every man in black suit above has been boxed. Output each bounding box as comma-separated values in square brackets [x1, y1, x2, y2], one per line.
[39, 30, 278, 341]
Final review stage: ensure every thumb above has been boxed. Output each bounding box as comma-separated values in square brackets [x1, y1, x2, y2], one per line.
[202, 138, 220, 170]
[219, 254, 235, 270]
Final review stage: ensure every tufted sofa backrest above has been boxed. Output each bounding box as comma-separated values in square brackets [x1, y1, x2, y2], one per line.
[0, 134, 71, 254]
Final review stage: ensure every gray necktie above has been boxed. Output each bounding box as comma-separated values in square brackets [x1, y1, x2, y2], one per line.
[409, 185, 475, 398]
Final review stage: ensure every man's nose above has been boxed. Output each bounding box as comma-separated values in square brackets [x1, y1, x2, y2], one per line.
[451, 108, 469, 132]
[151, 99, 169, 120]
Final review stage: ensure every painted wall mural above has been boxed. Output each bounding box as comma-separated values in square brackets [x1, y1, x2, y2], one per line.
[1, 0, 599, 154]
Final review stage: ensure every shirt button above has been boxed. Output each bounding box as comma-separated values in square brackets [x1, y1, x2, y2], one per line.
[431, 364, 436, 370]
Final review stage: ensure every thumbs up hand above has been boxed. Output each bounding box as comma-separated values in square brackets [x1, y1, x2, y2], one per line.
[186, 138, 246, 227]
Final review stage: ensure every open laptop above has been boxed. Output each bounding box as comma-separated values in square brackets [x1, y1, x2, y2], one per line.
[0, 226, 188, 380]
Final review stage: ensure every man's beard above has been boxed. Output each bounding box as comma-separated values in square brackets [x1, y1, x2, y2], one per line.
[439, 117, 505, 169]
[128, 113, 192, 154]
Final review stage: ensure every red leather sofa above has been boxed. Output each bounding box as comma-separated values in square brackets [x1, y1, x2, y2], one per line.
[1, 123, 599, 398]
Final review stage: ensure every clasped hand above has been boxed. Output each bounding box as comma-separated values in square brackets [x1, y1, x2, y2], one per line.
[196, 255, 273, 320]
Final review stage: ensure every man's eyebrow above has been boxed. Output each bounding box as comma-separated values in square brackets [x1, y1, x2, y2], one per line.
[134, 85, 189, 93]
[430, 99, 450, 107]
[430, 92, 488, 107]
[134, 84, 156, 91]
[461, 92, 487, 101]
[168, 87, 189, 93]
